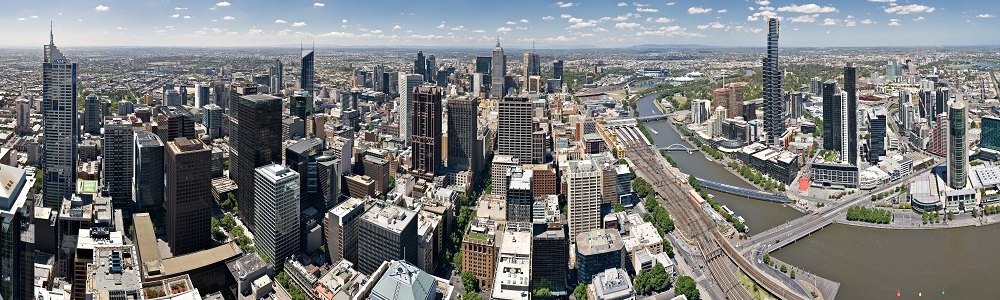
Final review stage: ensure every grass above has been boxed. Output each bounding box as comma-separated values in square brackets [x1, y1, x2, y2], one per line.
[467, 232, 489, 241]
[736, 269, 777, 300]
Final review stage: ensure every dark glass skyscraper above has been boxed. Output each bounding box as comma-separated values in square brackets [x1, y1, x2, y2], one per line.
[414, 51, 426, 81]
[233, 94, 282, 231]
[134, 130, 164, 216]
[553, 59, 564, 79]
[300, 48, 315, 96]
[447, 96, 480, 173]
[822, 81, 841, 151]
[165, 137, 212, 256]
[103, 117, 134, 215]
[762, 17, 784, 146]
[269, 59, 283, 95]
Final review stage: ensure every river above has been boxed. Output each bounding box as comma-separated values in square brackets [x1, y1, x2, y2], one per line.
[635, 94, 1000, 299]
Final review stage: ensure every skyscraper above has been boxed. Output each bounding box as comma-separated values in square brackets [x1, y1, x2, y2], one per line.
[195, 83, 211, 108]
[83, 94, 101, 135]
[357, 203, 418, 275]
[567, 160, 600, 240]
[398, 73, 424, 145]
[506, 167, 533, 222]
[411, 85, 443, 179]
[523, 50, 540, 80]
[0, 165, 31, 300]
[868, 108, 887, 163]
[844, 63, 859, 166]
[103, 116, 134, 214]
[822, 81, 841, 151]
[254, 164, 301, 267]
[42, 26, 78, 208]
[762, 17, 784, 146]
[300, 48, 315, 96]
[447, 95, 480, 173]
[269, 59, 283, 95]
[289, 90, 312, 119]
[553, 59, 564, 79]
[476, 56, 492, 74]
[415, 51, 426, 81]
[133, 130, 164, 215]
[948, 100, 968, 189]
[165, 137, 212, 256]
[155, 106, 197, 142]
[490, 39, 507, 99]
[285, 138, 325, 210]
[15, 99, 31, 135]
[202, 104, 224, 139]
[233, 94, 283, 231]
[713, 83, 744, 119]
[497, 95, 538, 164]
[426, 54, 437, 84]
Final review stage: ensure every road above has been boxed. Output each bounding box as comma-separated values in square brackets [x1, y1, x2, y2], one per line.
[623, 137, 807, 300]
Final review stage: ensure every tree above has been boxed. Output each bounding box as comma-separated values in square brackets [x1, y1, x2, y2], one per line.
[612, 203, 625, 213]
[780, 264, 788, 273]
[462, 292, 482, 300]
[533, 288, 553, 298]
[573, 283, 588, 300]
[763, 253, 771, 265]
[452, 252, 463, 272]
[675, 276, 700, 300]
[461, 271, 478, 292]
[790, 270, 796, 279]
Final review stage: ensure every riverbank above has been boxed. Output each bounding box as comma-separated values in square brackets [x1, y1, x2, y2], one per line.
[833, 208, 1000, 230]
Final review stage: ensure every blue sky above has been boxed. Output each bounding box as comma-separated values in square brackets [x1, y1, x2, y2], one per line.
[1, 0, 996, 48]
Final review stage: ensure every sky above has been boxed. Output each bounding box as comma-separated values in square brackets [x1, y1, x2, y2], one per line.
[1, 0, 997, 48]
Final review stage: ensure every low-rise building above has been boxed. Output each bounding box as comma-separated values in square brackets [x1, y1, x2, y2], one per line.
[588, 268, 635, 300]
[358, 260, 454, 300]
[492, 222, 532, 300]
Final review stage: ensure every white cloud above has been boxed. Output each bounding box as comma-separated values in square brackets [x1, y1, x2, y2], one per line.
[183, 16, 191, 19]
[888, 18, 901, 26]
[94, 5, 110, 12]
[755, 0, 770, 5]
[617, 2, 628, 6]
[688, 7, 713, 14]
[637, 7, 658, 13]
[567, 21, 596, 29]
[777, 4, 837, 14]
[472, 29, 485, 33]
[546, 35, 576, 42]
[977, 14, 996, 18]
[370, 29, 382, 34]
[506, 21, 517, 25]
[520, 19, 529, 23]
[666, 2, 675, 5]
[342, 19, 348, 23]
[554, 2, 576, 8]
[17, 17, 26, 21]
[696, 21, 725, 30]
[313, 2, 325, 7]
[115, 26, 124, 30]
[717, 9, 728, 13]
[654, 17, 673, 23]
[223, 16, 236, 21]
[497, 27, 513, 33]
[747, 10, 778, 21]
[633, 2, 650, 7]
[248, 28, 263, 35]
[275, 19, 287, 24]
[542, 16, 554, 20]
[821, 18, 839, 25]
[790, 14, 818, 23]
[30, 15, 38, 19]
[593, 27, 608, 32]
[171, 14, 180, 18]
[436, 23, 446, 29]
[174, 7, 188, 10]
[635, 25, 700, 37]
[868, 0, 895, 2]
[860, 19, 874, 24]
[561, 14, 573, 18]
[568, 17, 584, 23]
[615, 22, 641, 29]
[392, 25, 402, 30]
[215, 1, 231, 7]
[912, 16, 926, 21]
[450, 25, 465, 31]
[884, 4, 935, 14]
[293, 22, 306, 27]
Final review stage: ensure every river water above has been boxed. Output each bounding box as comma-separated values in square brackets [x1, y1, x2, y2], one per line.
[635, 94, 1000, 299]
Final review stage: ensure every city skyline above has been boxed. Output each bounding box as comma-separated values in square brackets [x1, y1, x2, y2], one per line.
[1, 0, 996, 48]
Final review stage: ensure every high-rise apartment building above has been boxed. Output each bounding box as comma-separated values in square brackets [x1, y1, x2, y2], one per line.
[0, 164, 31, 300]
[713, 83, 744, 119]
[567, 160, 601, 240]
[155, 106, 197, 142]
[948, 100, 968, 189]
[844, 63, 859, 166]
[357, 203, 418, 275]
[103, 116, 134, 214]
[42, 28, 78, 208]
[398, 73, 424, 145]
[868, 108, 887, 163]
[412, 85, 443, 179]
[523, 51, 540, 81]
[233, 94, 283, 231]
[762, 17, 784, 146]
[822, 81, 842, 152]
[133, 130, 164, 215]
[270, 59, 283, 95]
[325, 197, 364, 264]
[506, 167, 533, 222]
[15, 99, 31, 135]
[490, 40, 507, 99]
[165, 137, 212, 256]
[202, 104, 224, 139]
[254, 164, 301, 267]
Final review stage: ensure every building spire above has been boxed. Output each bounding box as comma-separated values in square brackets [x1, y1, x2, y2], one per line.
[496, 35, 501, 48]
[49, 21, 54, 45]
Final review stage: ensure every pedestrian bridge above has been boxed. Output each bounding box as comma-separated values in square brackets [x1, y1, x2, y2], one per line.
[695, 177, 793, 203]
[637, 114, 668, 121]
[660, 144, 697, 152]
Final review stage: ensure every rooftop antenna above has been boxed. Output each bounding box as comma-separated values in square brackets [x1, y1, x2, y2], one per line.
[49, 21, 54, 45]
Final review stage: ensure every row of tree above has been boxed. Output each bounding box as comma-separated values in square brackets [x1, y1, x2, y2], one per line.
[846, 206, 893, 224]
[690, 176, 748, 233]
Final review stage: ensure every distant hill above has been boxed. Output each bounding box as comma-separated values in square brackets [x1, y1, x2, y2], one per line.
[627, 44, 720, 50]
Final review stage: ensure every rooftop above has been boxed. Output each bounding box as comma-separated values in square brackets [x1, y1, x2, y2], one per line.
[592, 268, 634, 300]
[363, 203, 417, 232]
[87, 245, 143, 299]
[369, 260, 437, 300]
[576, 228, 624, 256]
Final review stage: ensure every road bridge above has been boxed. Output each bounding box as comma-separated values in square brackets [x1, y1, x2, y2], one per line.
[637, 114, 669, 121]
[660, 144, 697, 152]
